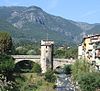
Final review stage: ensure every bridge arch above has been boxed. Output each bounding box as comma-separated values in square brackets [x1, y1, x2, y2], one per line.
[15, 60, 36, 72]
[12, 55, 40, 64]
[14, 59, 42, 73]
[14, 59, 40, 64]
[53, 58, 75, 69]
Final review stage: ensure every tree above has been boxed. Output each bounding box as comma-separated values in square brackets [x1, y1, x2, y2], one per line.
[0, 54, 17, 91]
[71, 59, 91, 80]
[65, 47, 78, 59]
[15, 43, 40, 55]
[0, 32, 13, 54]
[63, 65, 72, 75]
[78, 72, 100, 91]
[0, 54, 15, 79]
[32, 63, 41, 73]
[15, 46, 28, 55]
[27, 49, 36, 55]
[54, 47, 78, 59]
[71, 59, 100, 91]
[54, 49, 65, 58]
[44, 69, 56, 83]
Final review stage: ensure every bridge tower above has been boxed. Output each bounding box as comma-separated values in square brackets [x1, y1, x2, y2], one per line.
[41, 40, 54, 73]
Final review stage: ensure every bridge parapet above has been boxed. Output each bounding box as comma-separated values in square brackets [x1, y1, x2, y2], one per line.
[54, 58, 75, 63]
[12, 55, 40, 64]
[12, 55, 40, 59]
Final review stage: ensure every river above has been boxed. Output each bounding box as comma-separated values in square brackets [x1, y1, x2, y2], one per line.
[56, 74, 75, 91]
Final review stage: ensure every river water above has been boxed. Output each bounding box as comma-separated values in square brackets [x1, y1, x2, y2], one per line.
[56, 74, 75, 91]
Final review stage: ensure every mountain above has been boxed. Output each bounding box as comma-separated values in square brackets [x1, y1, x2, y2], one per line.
[0, 6, 100, 44]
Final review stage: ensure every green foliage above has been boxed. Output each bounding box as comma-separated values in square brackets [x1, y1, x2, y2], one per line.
[65, 47, 78, 59]
[0, 55, 19, 91]
[27, 50, 36, 55]
[78, 72, 100, 91]
[63, 65, 72, 75]
[71, 59, 91, 80]
[0, 54, 15, 74]
[32, 63, 41, 73]
[44, 69, 56, 83]
[15, 43, 40, 55]
[15, 73, 55, 91]
[54, 47, 78, 59]
[71, 59, 100, 91]
[0, 74, 19, 91]
[15, 46, 28, 55]
[0, 19, 23, 42]
[0, 32, 13, 54]
[54, 49, 65, 58]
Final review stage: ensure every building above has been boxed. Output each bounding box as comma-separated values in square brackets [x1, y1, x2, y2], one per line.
[78, 44, 83, 59]
[78, 34, 100, 70]
[41, 40, 54, 73]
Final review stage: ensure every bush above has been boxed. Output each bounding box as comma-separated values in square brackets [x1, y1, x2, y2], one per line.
[63, 65, 72, 75]
[0, 54, 15, 74]
[71, 59, 91, 80]
[32, 63, 41, 73]
[0, 32, 13, 54]
[78, 72, 100, 91]
[44, 69, 56, 83]
[0, 55, 19, 91]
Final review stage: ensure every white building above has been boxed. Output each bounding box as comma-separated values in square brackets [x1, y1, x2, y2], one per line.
[78, 44, 83, 59]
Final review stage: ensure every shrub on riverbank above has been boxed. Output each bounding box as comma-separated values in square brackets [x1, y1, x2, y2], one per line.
[78, 72, 100, 91]
[44, 69, 56, 83]
[71, 59, 100, 91]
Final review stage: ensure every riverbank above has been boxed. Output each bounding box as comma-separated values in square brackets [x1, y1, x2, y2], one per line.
[15, 73, 55, 91]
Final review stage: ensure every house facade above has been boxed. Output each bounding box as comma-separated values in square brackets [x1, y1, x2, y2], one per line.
[78, 34, 100, 70]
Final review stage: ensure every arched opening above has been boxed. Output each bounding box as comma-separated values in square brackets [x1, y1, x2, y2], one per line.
[54, 66, 64, 74]
[15, 60, 35, 73]
[56, 66, 62, 69]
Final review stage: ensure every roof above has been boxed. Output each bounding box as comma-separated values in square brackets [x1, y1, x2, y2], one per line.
[82, 34, 100, 43]
[84, 34, 100, 39]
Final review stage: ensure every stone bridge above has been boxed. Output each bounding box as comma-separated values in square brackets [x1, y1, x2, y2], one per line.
[12, 55, 75, 69]
[12, 55, 40, 64]
[53, 58, 75, 69]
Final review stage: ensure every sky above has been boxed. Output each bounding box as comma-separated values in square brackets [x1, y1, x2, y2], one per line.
[0, 0, 100, 24]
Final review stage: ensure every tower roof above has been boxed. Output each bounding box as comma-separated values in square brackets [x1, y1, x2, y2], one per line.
[41, 40, 54, 46]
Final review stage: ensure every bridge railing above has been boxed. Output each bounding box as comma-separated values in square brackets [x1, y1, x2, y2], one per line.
[12, 55, 40, 59]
